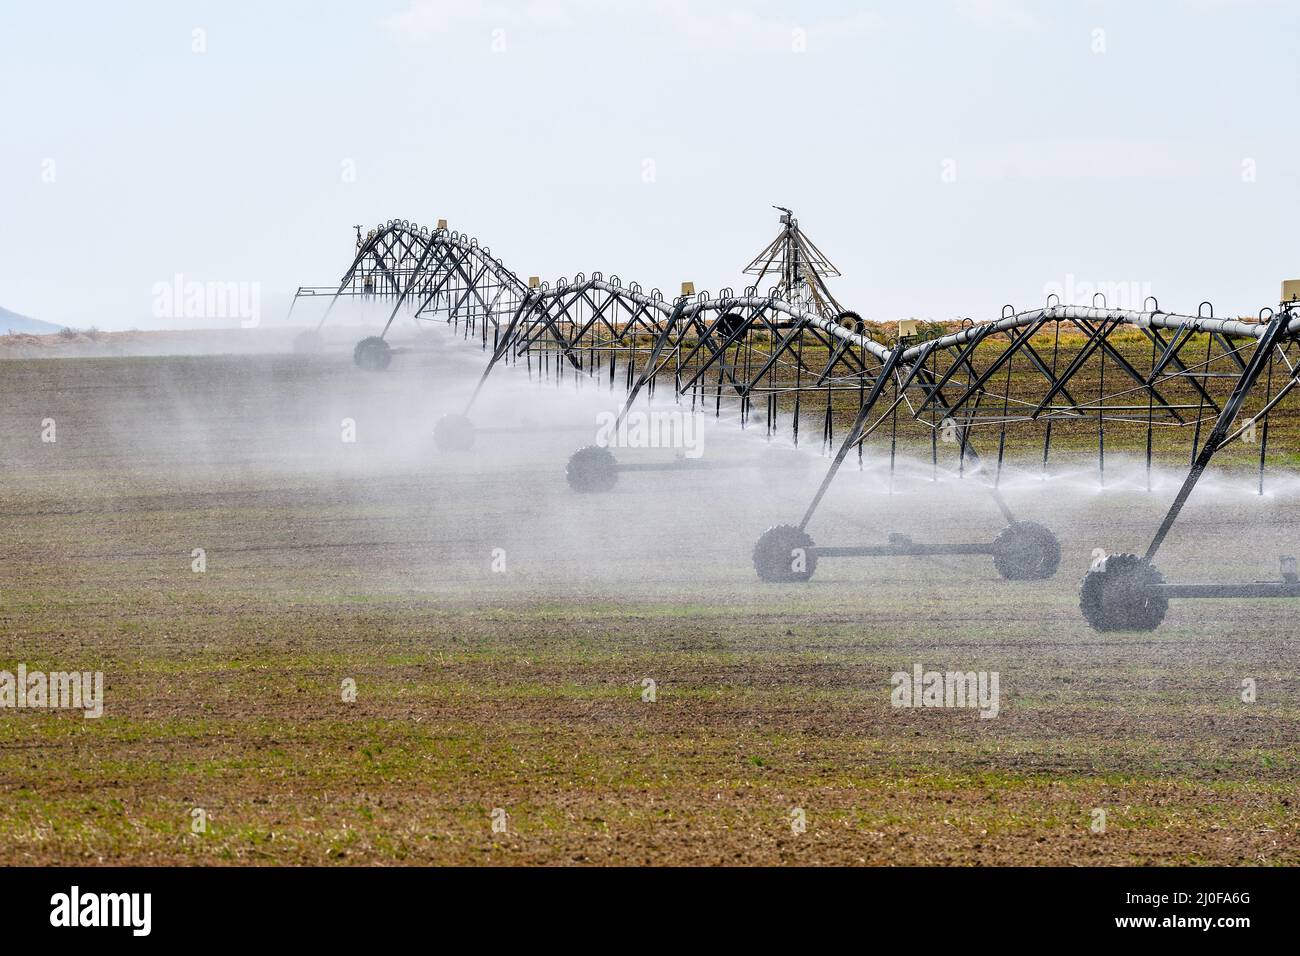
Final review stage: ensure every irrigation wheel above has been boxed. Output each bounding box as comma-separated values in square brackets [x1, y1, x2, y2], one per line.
[565, 446, 618, 493]
[992, 521, 1061, 580]
[752, 524, 817, 582]
[718, 312, 747, 339]
[353, 336, 392, 371]
[1079, 553, 1169, 631]
[835, 310, 865, 334]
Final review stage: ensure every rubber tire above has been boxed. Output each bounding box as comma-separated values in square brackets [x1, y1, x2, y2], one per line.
[717, 312, 747, 339]
[353, 336, 392, 371]
[836, 311, 865, 334]
[1079, 553, 1169, 632]
[434, 414, 476, 452]
[752, 524, 817, 583]
[566, 446, 618, 493]
[992, 521, 1061, 581]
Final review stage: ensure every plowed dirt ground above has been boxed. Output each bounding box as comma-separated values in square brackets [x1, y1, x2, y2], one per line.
[1, 333, 1296, 864]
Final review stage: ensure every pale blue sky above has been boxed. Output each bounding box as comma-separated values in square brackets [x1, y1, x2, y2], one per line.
[2, 0, 1297, 329]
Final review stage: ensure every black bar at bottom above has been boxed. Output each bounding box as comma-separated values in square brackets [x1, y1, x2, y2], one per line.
[0, 865, 1281, 943]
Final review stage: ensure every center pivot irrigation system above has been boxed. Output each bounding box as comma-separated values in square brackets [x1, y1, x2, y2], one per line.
[289, 211, 1300, 632]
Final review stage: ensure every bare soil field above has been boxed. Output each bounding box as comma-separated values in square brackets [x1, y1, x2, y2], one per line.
[0, 328, 306, 359]
[0, 329, 1297, 865]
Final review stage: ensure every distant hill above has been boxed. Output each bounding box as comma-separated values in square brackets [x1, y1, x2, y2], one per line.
[0, 306, 64, 335]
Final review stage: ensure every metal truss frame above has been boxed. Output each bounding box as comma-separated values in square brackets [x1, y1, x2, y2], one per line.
[291, 216, 1300, 629]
